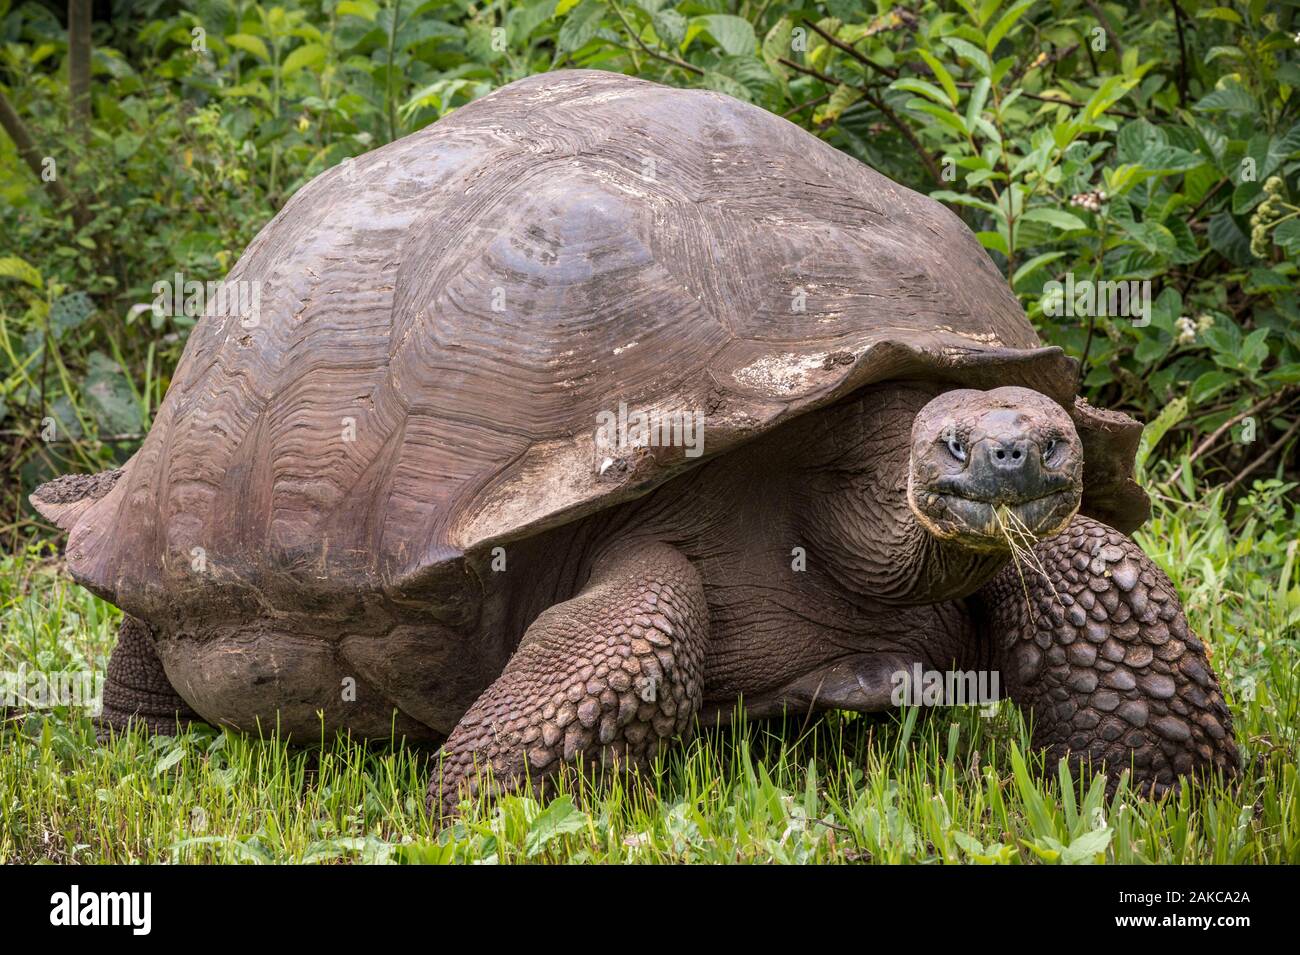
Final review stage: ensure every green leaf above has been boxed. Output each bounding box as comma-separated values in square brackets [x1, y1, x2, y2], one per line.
[282, 42, 326, 76]
[1019, 207, 1087, 231]
[1062, 827, 1112, 864]
[761, 16, 793, 75]
[1207, 211, 1252, 264]
[824, 0, 861, 20]
[911, 100, 969, 135]
[702, 69, 752, 102]
[226, 33, 270, 61]
[84, 352, 141, 436]
[891, 77, 952, 106]
[653, 9, 688, 49]
[154, 745, 186, 775]
[0, 256, 43, 288]
[1273, 220, 1300, 254]
[1190, 370, 1235, 403]
[1136, 396, 1188, 474]
[1138, 145, 1205, 173]
[1232, 180, 1264, 215]
[1196, 6, 1243, 23]
[524, 797, 589, 857]
[985, 0, 1035, 52]
[557, 0, 604, 52]
[694, 14, 756, 56]
[1262, 125, 1300, 179]
[336, 0, 379, 20]
[712, 55, 780, 103]
[1117, 119, 1165, 164]
[1242, 327, 1270, 370]
[401, 77, 478, 116]
[508, 1, 558, 46]
[1193, 80, 1256, 114]
[943, 37, 992, 77]
[1117, 219, 1179, 256]
[965, 77, 990, 133]
[931, 190, 1002, 216]
[818, 83, 863, 122]
[1011, 252, 1066, 289]
[1008, 744, 1056, 838]
[220, 81, 272, 104]
[916, 49, 959, 106]
[1165, 217, 1201, 265]
[49, 291, 95, 338]
[1082, 75, 1135, 121]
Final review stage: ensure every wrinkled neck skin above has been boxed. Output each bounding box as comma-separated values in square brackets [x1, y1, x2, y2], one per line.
[794, 383, 1008, 606]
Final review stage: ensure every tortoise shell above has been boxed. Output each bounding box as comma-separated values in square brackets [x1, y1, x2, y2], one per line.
[63, 70, 1147, 621]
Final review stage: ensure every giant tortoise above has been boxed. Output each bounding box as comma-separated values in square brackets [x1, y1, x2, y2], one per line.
[32, 70, 1238, 814]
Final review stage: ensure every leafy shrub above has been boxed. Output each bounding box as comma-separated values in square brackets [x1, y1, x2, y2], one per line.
[1, 0, 1297, 542]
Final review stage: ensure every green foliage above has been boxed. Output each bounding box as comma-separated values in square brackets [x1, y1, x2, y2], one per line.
[2, 1, 1298, 537]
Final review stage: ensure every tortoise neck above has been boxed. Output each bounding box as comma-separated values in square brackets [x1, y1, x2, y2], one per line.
[792, 383, 1007, 606]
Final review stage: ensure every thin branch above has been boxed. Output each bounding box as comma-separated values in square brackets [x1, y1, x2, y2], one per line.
[1166, 390, 1290, 486]
[610, 1, 704, 76]
[803, 19, 898, 79]
[781, 92, 830, 119]
[1017, 88, 1135, 118]
[68, 1, 92, 140]
[1084, 0, 1123, 58]
[1224, 414, 1300, 495]
[1008, 43, 1079, 87]
[778, 56, 942, 184]
[1187, 177, 1229, 225]
[1170, 0, 1189, 108]
[947, 77, 1139, 119]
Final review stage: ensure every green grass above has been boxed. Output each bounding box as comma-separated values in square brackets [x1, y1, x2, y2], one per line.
[1, 478, 1297, 864]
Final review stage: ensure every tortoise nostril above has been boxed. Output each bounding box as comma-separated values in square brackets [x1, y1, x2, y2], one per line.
[988, 439, 1030, 469]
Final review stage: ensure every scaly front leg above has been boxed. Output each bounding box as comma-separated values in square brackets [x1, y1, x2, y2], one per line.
[429, 540, 708, 819]
[977, 516, 1239, 796]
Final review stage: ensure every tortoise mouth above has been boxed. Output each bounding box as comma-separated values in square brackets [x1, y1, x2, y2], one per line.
[907, 386, 1085, 552]
[908, 481, 1080, 552]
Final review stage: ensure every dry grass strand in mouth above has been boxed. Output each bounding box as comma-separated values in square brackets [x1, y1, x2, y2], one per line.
[992, 504, 1034, 610]
[992, 505, 1065, 617]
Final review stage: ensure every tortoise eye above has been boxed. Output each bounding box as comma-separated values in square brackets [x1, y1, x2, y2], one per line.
[1043, 438, 1058, 460]
[946, 435, 967, 462]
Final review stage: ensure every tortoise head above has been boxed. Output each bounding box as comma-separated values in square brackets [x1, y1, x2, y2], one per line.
[907, 387, 1083, 553]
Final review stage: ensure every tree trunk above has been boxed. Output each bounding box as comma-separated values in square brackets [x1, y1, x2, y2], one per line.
[68, 0, 92, 141]
[0, 89, 87, 225]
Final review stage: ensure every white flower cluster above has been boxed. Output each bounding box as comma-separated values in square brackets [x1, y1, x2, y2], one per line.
[1175, 314, 1215, 346]
[1069, 189, 1109, 213]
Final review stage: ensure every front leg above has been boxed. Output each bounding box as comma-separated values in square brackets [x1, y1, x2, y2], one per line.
[429, 540, 708, 819]
[977, 516, 1239, 796]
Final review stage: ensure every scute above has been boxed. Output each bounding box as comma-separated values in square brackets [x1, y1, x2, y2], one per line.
[63, 69, 1146, 622]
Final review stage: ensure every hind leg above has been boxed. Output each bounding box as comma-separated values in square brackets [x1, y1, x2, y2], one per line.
[97, 616, 202, 739]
